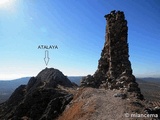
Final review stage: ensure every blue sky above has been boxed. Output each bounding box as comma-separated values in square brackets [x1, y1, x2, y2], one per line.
[0, 0, 160, 80]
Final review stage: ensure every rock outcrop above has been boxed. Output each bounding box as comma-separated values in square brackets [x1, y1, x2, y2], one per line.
[81, 10, 143, 100]
[0, 68, 74, 120]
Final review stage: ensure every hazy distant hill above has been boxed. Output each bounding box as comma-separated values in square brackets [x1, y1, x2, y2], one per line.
[0, 77, 30, 90]
[68, 76, 83, 86]
[137, 78, 160, 101]
[0, 77, 30, 103]
[137, 77, 160, 83]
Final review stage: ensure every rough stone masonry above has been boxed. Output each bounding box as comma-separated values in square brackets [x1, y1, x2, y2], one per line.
[81, 10, 144, 100]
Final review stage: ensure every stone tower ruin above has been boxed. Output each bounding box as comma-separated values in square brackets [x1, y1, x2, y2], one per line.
[81, 10, 143, 100]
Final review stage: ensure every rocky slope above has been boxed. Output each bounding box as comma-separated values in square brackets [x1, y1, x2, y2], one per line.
[58, 87, 160, 120]
[0, 68, 74, 120]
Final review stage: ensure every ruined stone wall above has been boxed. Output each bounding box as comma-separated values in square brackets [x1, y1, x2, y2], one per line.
[81, 10, 143, 100]
[105, 11, 132, 79]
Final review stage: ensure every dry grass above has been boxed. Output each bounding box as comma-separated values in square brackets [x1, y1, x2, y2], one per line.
[58, 88, 96, 120]
[58, 101, 85, 120]
[58, 101, 95, 120]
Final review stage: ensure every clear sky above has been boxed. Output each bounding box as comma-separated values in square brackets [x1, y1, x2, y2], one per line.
[0, 0, 160, 80]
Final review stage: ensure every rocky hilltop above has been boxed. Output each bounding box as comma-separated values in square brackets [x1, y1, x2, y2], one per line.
[0, 68, 74, 120]
[81, 10, 143, 100]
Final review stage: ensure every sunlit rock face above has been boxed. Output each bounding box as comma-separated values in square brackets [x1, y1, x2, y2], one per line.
[81, 10, 143, 100]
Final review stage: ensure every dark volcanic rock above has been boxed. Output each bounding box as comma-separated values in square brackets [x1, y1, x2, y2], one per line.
[80, 10, 143, 100]
[0, 68, 73, 120]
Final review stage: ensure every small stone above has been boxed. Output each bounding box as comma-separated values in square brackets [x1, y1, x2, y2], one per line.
[113, 93, 127, 99]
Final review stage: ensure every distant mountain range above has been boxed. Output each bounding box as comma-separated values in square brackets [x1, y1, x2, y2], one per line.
[67, 76, 84, 85]
[0, 77, 30, 90]
[0, 77, 30, 103]
[137, 77, 160, 83]
[0, 76, 160, 103]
